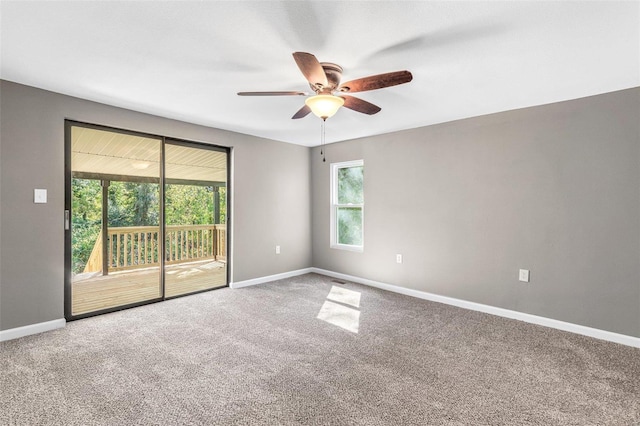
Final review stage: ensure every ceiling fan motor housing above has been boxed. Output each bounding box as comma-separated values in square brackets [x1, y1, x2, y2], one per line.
[313, 63, 344, 93]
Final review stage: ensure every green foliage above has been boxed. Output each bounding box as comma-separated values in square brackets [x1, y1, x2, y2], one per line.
[337, 207, 363, 245]
[336, 165, 363, 246]
[338, 166, 363, 204]
[165, 185, 224, 225]
[71, 179, 102, 273]
[218, 187, 227, 224]
[72, 178, 226, 274]
[107, 182, 159, 227]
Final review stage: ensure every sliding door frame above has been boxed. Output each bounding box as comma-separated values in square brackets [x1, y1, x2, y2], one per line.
[64, 120, 231, 320]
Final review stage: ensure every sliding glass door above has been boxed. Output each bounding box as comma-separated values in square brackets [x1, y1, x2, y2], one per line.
[164, 141, 228, 298]
[65, 122, 229, 320]
[67, 124, 162, 317]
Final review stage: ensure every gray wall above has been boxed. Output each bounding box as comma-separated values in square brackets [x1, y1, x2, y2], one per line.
[2, 79, 638, 339]
[0, 80, 311, 331]
[311, 87, 640, 338]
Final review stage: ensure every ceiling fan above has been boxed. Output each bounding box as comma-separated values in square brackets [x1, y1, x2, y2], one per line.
[238, 52, 413, 120]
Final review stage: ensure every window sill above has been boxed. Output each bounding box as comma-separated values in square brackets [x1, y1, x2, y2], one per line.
[330, 244, 364, 253]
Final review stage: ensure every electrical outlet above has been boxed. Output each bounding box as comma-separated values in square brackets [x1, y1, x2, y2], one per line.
[275, 245, 280, 254]
[519, 269, 530, 282]
[396, 254, 403, 264]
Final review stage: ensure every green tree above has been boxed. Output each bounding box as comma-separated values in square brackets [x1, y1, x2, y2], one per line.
[72, 179, 226, 273]
[71, 179, 102, 273]
[132, 183, 159, 225]
[165, 184, 226, 225]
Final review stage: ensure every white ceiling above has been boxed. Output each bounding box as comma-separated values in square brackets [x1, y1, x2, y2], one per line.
[1, 1, 638, 147]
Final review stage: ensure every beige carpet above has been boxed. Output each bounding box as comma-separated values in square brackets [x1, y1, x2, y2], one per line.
[1, 273, 638, 425]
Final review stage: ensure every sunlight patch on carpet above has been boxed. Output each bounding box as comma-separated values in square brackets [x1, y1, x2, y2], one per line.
[327, 285, 361, 308]
[317, 300, 360, 333]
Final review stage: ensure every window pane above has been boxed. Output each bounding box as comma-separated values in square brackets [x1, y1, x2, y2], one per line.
[70, 125, 162, 316]
[164, 143, 228, 298]
[337, 207, 363, 245]
[338, 166, 363, 204]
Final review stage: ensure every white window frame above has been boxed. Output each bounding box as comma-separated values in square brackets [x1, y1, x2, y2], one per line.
[330, 159, 364, 252]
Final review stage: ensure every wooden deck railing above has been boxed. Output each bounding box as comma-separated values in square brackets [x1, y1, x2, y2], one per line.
[84, 231, 103, 274]
[83, 224, 226, 273]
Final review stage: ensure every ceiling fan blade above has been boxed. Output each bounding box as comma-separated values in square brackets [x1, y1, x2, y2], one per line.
[292, 52, 328, 88]
[237, 91, 307, 96]
[338, 70, 413, 93]
[340, 95, 381, 115]
[292, 104, 312, 119]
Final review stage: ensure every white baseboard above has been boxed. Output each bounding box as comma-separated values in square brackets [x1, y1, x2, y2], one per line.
[310, 268, 640, 349]
[0, 318, 66, 342]
[230, 268, 313, 289]
[2, 270, 637, 348]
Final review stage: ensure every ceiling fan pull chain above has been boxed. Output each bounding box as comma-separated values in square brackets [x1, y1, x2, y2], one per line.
[321, 119, 326, 162]
[320, 119, 323, 156]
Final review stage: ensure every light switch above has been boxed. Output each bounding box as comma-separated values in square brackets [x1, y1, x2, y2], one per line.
[34, 189, 47, 204]
[519, 269, 530, 282]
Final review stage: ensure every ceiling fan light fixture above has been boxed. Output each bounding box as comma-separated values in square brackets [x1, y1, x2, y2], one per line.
[305, 94, 344, 119]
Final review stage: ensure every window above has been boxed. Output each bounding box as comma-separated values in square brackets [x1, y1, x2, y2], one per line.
[331, 160, 364, 251]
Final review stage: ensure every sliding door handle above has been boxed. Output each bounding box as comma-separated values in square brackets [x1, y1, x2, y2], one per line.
[64, 210, 70, 230]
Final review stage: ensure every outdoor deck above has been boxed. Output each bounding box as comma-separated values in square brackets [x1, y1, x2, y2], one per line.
[72, 259, 226, 315]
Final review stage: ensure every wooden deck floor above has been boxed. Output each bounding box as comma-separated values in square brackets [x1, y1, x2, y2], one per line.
[72, 260, 226, 315]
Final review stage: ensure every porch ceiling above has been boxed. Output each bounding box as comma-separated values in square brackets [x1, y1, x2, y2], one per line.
[71, 126, 227, 184]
